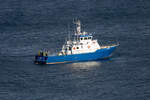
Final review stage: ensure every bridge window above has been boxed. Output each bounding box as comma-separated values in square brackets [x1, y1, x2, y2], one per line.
[84, 37, 87, 40]
[88, 37, 91, 39]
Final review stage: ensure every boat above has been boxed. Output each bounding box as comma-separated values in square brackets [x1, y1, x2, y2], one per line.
[35, 20, 119, 64]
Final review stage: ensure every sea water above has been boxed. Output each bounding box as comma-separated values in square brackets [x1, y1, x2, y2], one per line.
[0, 0, 150, 100]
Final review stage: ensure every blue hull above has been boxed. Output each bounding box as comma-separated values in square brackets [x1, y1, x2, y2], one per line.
[35, 46, 117, 64]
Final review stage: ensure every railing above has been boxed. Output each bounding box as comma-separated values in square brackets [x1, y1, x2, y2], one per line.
[100, 44, 119, 49]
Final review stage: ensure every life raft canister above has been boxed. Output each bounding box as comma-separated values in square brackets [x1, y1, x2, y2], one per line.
[73, 47, 76, 50]
[88, 45, 91, 49]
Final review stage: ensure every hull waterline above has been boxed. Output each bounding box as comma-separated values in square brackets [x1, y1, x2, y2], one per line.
[35, 45, 117, 64]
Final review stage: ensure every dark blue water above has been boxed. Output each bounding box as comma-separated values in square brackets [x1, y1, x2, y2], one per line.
[0, 0, 150, 100]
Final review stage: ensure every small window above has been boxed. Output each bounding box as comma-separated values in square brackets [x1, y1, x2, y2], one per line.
[77, 47, 79, 49]
[84, 37, 87, 40]
[88, 37, 91, 39]
[80, 38, 83, 40]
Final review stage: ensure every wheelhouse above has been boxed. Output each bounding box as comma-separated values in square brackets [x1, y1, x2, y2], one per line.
[79, 35, 93, 41]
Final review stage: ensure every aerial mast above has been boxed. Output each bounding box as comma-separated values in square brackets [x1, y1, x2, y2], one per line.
[68, 23, 71, 41]
[74, 20, 81, 35]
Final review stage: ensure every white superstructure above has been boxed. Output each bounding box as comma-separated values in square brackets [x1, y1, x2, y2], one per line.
[58, 20, 101, 55]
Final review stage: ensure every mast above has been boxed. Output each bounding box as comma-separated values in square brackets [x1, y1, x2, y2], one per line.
[75, 20, 81, 35]
[74, 19, 81, 35]
[73, 19, 82, 41]
[68, 23, 71, 41]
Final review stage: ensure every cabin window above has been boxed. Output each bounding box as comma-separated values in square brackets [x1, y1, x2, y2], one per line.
[88, 37, 91, 39]
[80, 38, 83, 40]
[77, 47, 79, 49]
[84, 37, 87, 40]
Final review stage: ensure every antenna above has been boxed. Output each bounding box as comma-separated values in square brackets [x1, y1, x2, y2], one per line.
[74, 19, 81, 35]
[68, 23, 71, 41]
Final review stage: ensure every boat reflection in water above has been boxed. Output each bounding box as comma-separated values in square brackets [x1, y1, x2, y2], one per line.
[68, 61, 101, 69]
